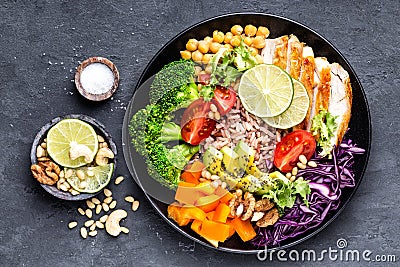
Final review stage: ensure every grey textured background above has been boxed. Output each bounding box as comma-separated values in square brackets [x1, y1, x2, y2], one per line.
[0, 0, 399, 266]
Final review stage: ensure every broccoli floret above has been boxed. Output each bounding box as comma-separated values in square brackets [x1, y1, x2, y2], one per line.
[129, 78, 201, 189]
[150, 59, 196, 104]
[159, 122, 182, 143]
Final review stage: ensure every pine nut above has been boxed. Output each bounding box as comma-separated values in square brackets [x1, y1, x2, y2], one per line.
[210, 175, 220, 180]
[204, 171, 211, 179]
[104, 188, 112, 197]
[109, 200, 117, 209]
[86, 170, 94, 177]
[89, 223, 96, 231]
[85, 209, 93, 218]
[80, 227, 88, 239]
[70, 189, 80, 196]
[121, 227, 129, 234]
[76, 170, 85, 180]
[124, 196, 135, 203]
[221, 182, 227, 189]
[95, 221, 104, 229]
[208, 111, 214, 119]
[95, 204, 102, 214]
[210, 103, 218, 112]
[78, 207, 85, 216]
[299, 154, 307, 165]
[65, 169, 73, 179]
[59, 184, 68, 192]
[211, 181, 219, 188]
[88, 230, 97, 237]
[217, 179, 222, 185]
[84, 220, 95, 227]
[97, 135, 105, 142]
[199, 178, 206, 182]
[79, 181, 87, 189]
[102, 203, 109, 212]
[308, 161, 317, 168]
[297, 162, 306, 170]
[214, 111, 221, 120]
[103, 197, 113, 204]
[86, 200, 95, 209]
[285, 172, 292, 179]
[115, 176, 124, 185]
[290, 176, 296, 182]
[291, 167, 298, 176]
[68, 221, 78, 229]
[91, 198, 100, 205]
[99, 215, 108, 223]
[59, 170, 65, 178]
[131, 201, 140, 211]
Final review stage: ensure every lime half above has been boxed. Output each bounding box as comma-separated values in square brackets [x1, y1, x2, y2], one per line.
[238, 64, 294, 117]
[47, 119, 98, 168]
[66, 163, 114, 193]
[263, 79, 310, 129]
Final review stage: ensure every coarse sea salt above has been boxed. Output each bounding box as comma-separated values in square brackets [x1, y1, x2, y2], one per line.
[80, 63, 114, 95]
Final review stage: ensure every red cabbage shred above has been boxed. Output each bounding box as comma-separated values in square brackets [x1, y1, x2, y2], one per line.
[251, 137, 365, 247]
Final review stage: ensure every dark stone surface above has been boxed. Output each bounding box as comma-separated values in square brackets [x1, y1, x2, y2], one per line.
[0, 0, 398, 266]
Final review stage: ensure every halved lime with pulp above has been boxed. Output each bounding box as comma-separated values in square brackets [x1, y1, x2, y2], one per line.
[238, 64, 294, 117]
[263, 79, 310, 129]
[66, 163, 114, 193]
[47, 119, 98, 168]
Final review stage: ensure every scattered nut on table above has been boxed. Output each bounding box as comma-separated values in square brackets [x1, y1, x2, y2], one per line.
[105, 209, 128, 237]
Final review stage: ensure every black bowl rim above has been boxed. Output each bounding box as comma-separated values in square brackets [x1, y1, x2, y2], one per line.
[30, 114, 117, 201]
[124, 12, 371, 254]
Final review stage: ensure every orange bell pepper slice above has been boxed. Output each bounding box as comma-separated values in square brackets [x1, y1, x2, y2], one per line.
[199, 220, 230, 242]
[181, 205, 206, 221]
[231, 217, 257, 242]
[167, 204, 190, 226]
[196, 194, 220, 212]
[213, 203, 231, 223]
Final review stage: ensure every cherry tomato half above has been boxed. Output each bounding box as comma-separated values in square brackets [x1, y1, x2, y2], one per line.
[180, 98, 216, 145]
[273, 130, 316, 173]
[212, 85, 237, 116]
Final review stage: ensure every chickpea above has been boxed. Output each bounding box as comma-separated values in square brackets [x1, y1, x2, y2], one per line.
[230, 35, 241, 47]
[209, 42, 221, 54]
[256, 26, 270, 38]
[231, 25, 243, 35]
[202, 54, 213, 64]
[243, 36, 253, 46]
[204, 36, 213, 43]
[186, 39, 198, 52]
[248, 47, 258, 56]
[212, 30, 225, 43]
[192, 50, 203, 63]
[223, 43, 233, 50]
[224, 32, 233, 44]
[244, 24, 257, 37]
[252, 36, 266, 49]
[198, 40, 210, 54]
[180, 50, 191, 60]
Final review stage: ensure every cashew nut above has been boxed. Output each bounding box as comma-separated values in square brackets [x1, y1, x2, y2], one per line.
[95, 147, 114, 166]
[69, 142, 93, 163]
[105, 209, 127, 237]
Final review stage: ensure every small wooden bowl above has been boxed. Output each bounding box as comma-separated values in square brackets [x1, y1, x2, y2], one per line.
[75, 57, 120, 101]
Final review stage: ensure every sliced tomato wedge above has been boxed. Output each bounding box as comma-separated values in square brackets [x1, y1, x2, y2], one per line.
[181, 98, 216, 145]
[212, 85, 237, 116]
[273, 130, 316, 173]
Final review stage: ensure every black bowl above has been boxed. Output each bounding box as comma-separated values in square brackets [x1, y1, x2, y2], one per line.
[31, 114, 117, 201]
[122, 13, 371, 253]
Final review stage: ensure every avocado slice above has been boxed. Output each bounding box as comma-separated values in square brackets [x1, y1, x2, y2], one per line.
[234, 140, 256, 176]
[237, 174, 262, 193]
[203, 146, 224, 175]
[220, 146, 240, 175]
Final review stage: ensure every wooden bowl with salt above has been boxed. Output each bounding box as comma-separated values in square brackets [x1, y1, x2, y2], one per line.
[75, 57, 120, 101]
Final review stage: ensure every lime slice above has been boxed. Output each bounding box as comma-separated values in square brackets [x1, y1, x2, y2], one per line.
[47, 119, 98, 168]
[263, 79, 310, 129]
[66, 163, 114, 193]
[238, 64, 294, 117]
